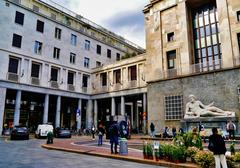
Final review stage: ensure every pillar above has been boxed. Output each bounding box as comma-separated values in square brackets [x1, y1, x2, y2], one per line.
[120, 96, 125, 116]
[87, 99, 93, 128]
[14, 90, 21, 126]
[94, 100, 98, 127]
[111, 97, 115, 116]
[0, 88, 7, 135]
[77, 99, 82, 130]
[55, 96, 61, 128]
[43, 94, 49, 124]
[143, 93, 147, 134]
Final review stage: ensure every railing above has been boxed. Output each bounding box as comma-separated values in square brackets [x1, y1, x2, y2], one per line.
[31, 77, 40, 85]
[7, 73, 19, 82]
[82, 87, 87, 93]
[50, 81, 59, 88]
[68, 84, 75, 91]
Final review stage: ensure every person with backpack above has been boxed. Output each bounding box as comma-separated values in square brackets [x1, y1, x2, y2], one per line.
[227, 120, 236, 140]
[208, 127, 227, 168]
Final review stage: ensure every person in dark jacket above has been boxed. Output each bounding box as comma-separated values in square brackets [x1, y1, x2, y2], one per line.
[150, 123, 155, 137]
[208, 127, 227, 168]
[98, 124, 105, 146]
[109, 123, 119, 154]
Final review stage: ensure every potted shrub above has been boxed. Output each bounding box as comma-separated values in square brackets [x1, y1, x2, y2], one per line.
[230, 143, 235, 155]
[143, 142, 148, 159]
[155, 150, 160, 161]
[147, 143, 153, 159]
[194, 150, 214, 168]
[186, 146, 200, 163]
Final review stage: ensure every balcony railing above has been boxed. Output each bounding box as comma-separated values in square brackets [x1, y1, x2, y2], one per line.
[50, 81, 59, 88]
[68, 84, 75, 91]
[31, 77, 40, 85]
[82, 87, 87, 93]
[113, 83, 122, 90]
[7, 73, 19, 82]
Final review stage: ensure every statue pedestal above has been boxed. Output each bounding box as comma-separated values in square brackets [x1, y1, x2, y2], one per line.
[181, 117, 238, 132]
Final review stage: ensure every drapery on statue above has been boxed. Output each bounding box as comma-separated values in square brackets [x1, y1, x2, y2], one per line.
[184, 95, 235, 118]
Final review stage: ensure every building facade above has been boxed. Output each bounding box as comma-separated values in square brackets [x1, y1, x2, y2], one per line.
[144, 0, 240, 132]
[0, 0, 144, 134]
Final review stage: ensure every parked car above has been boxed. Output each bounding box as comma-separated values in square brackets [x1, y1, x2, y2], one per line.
[55, 128, 71, 138]
[10, 126, 29, 140]
[2, 128, 11, 136]
[35, 124, 54, 138]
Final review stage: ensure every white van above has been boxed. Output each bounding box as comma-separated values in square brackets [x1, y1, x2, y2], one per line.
[35, 124, 54, 138]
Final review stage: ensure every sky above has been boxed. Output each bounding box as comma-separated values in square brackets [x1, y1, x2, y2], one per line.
[52, 0, 149, 48]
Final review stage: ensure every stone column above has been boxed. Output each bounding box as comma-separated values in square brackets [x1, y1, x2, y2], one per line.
[0, 87, 7, 135]
[143, 93, 147, 134]
[43, 94, 49, 124]
[87, 99, 93, 128]
[55, 96, 61, 128]
[14, 90, 21, 126]
[120, 96, 125, 116]
[77, 99, 82, 130]
[111, 97, 115, 116]
[94, 100, 98, 127]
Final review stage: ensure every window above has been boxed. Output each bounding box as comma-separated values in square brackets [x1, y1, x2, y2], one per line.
[31, 63, 40, 78]
[82, 74, 89, 87]
[100, 73, 107, 86]
[237, 33, 240, 52]
[70, 53, 76, 64]
[67, 71, 74, 85]
[165, 95, 183, 120]
[96, 45, 101, 55]
[50, 67, 58, 81]
[85, 40, 90, 50]
[114, 69, 121, 84]
[116, 53, 121, 61]
[84, 57, 90, 68]
[12, 34, 22, 48]
[107, 49, 111, 58]
[128, 65, 137, 81]
[96, 61, 101, 67]
[8, 57, 19, 74]
[55, 28, 61, 39]
[71, 34, 77, 46]
[15, 11, 24, 25]
[36, 20, 44, 33]
[167, 32, 174, 42]
[167, 50, 176, 69]
[53, 47, 60, 59]
[34, 41, 42, 54]
[237, 11, 240, 22]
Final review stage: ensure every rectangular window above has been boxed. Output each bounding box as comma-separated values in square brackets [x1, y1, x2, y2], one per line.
[8, 57, 19, 74]
[15, 11, 24, 25]
[31, 63, 40, 78]
[165, 95, 183, 120]
[96, 61, 101, 67]
[97, 45, 101, 55]
[53, 47, 60, 59]
[70, 53, 76, 64]
[36, 20, 44, 33]
[71, 34, 77, 46]
[114, 69, 121, 84]
[12, 34, 22, 48]
[50, 67, 58, 81]
[82, 74, 88, 87]
[84, 57, 90, 68]
[167, 32, 174, 42]
[34, 41, 42, 54]
[67, 71, 74, 85]
[100, 73, 107, 86]
[116, 53, 121, 61]
[85, 40, 90, 50]
[167, 50, 176, 69]
[55, 28, 61, 39]
[237, 11, 240, 22]
[128, 65, 137, 81]
[107, 49, 111, 58]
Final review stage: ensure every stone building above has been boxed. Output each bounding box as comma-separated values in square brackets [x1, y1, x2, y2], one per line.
[144, 0, 240, 133]
[0, 0, 144, 134]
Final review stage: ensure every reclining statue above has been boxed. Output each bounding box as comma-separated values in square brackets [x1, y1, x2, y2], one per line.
[184, 95, 235, 118]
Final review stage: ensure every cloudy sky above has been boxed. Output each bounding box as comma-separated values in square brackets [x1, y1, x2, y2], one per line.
[52, 0, 149, 48]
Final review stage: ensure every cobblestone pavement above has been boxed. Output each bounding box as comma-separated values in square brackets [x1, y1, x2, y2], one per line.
[0, 137, 166, 168]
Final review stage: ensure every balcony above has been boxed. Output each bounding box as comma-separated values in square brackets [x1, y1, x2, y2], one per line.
[50, 81, 59, 89]
[127, 80, 137, 88]
[113, 83, 122, 91]
[68, 84, 75, 91]
[31, 77, 40, 85]
[82, 87, 87, 93]
[7, 73, 19, 82]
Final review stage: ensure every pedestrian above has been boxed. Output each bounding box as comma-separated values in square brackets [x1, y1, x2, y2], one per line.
[109, 123, 119, 154]
[208, 127, 227, 168]
[163, 126, 169, 138]
[227, 120, 236, 140]
[98, 124, 105, 146]
[150, 122, 155, 137]
[91, 125, 96, 140]
[172, 127, 177, 138]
